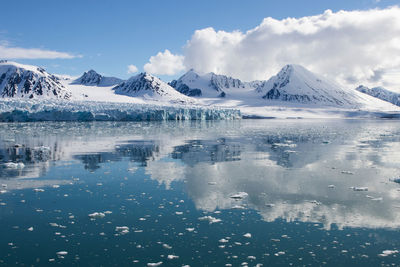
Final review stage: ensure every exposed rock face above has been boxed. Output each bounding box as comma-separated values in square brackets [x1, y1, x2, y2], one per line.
[257, 64, 359, 107]
[113, 72, 194, 104]
[356, 85, 400, 106]
[73, 69, 123, 87]
[0, 60, 71, 99]
[169, 69, 261, 98]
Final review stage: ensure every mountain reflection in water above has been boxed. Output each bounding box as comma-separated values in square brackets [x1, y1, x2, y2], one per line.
[1, 120, 400, 230]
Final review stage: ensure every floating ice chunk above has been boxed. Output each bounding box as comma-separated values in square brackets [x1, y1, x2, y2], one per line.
[265, 204, 275, 208]
[27, 227, 34, 231]
[309, 200, 321, 205]
[88, 212, 106, 219]
[115, 226, 129, 235]
[4, 162, 25, 169]
[33, 188, 45, 192]
[162, 244, 172, 249]
[247, 256, 256, 260]
[128, 167, 137, 173]
[198, 216, 222, 224]
[147, 262, 163, 267]
[232, 205, 246, 209]
[52, 185, 60, 188]
[175, 212, 183, 215]
[167, 255, 179, 260]
[230, 192, 248, 200]
[328, 185, 336, 189]
[350, 187, 368, 191]
[185, 228, 195, 232]
[208, 182, 217, 185]
[56, 251, 68, 256]
[1, 184, 7, 188]
[219, 238, 229, 243]
[0, 190, 7, 194]
[243, 233, 252, 238]
[378, 250, 399, 257]
[274, 251, 285, 256]
[272, 143, 297, 148]
[341, 171, 354, 175]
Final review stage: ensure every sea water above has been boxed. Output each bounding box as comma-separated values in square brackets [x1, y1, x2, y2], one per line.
[1, 120, 400, 266]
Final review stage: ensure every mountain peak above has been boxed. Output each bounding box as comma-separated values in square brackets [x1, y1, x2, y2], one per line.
[73, 70, 123, 87]
[0, 61, 71, 99]
[169, 69, 257, 98]
[356, 85, 400, 106]
[258, 64, 359, 107]
[114, 72, 194, 104]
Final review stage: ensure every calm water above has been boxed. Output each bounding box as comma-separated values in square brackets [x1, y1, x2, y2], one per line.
[1, 120, 400, 266]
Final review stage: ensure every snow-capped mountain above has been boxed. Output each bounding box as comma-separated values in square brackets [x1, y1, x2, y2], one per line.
[0, 60, 71, 99]
[256, 64, 366, 107]
[113, 72, 194, 104]
[73, 70, 123, 87]
[355, 85, 400, 106]
[169, 69, 261, 98]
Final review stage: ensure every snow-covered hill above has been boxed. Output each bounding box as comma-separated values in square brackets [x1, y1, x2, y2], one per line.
[169, 69, 262, 98]
[0, 60, 71, 99]
[72, 70, 123, 87]
[256, 64, 367, 107]
[113, 72, 195, 104]
[356, 85, 400, 106]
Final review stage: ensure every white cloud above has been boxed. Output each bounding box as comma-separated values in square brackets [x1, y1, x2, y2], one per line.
[0, 43, 80, 59]
[127, 64, 138, 74]
[176, 6, 400, 90]
[143, 49, 185, 75]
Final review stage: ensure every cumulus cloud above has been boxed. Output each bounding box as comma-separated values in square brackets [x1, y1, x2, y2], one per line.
[127, 64, 138, 74]
[143, 49, 185, 75]
[0, 43, 80, 59]
[147, 7, 400, 90]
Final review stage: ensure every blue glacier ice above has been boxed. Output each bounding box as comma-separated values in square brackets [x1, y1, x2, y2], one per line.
[0, 99, 241, 122]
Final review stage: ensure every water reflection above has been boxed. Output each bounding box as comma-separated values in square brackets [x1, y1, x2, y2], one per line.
[1, 120, 400, 230]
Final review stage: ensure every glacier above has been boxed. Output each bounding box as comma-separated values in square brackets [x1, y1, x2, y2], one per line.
[0, 99, 241, 122]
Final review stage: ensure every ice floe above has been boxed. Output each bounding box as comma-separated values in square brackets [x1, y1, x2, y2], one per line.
[229, 192, 248, 200]
[198, 216, 222, 224]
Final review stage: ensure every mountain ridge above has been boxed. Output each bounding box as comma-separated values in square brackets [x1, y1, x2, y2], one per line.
[113, 72, 195, 104]
[0, 60, 71, 99]
[355, 85, 400, 107]
[73, 69, 123, 87]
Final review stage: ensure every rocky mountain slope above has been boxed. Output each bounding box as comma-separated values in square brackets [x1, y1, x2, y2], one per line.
[169, 69, 261, 98]
[255, 64, 366, 107]
[72, 69, 123, 87]
[0, 60, 71, 99]
[113, 72, 195, 104]
[356, 85, 400, 106]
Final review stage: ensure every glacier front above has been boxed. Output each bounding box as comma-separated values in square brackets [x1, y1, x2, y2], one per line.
[0, 99, 241, 122]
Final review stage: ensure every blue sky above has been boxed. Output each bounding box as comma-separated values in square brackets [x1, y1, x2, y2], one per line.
[0, 0, 399, 84]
